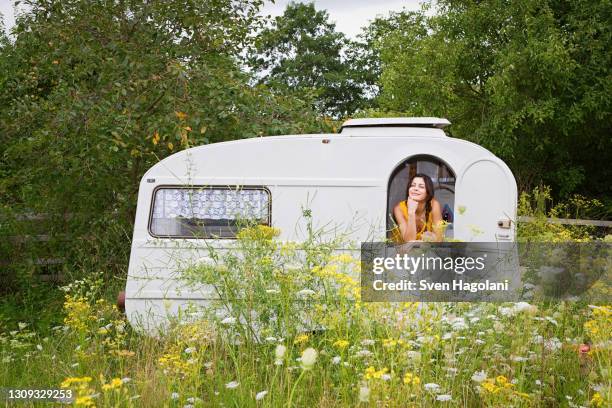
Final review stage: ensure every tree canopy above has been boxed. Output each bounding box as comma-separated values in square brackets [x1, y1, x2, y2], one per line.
[248, 2, 372, 118]
[374, 0, 611, 198]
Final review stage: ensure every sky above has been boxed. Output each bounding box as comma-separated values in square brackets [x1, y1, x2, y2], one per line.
[1, 0, 427, 39]
[260, 0, 425, 39]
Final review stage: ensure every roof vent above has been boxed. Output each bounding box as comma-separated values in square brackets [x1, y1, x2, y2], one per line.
[339, 117, 451, 136]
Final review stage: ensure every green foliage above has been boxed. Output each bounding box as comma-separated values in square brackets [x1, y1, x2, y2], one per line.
[0, 0, 332, 289]
[517, 186, 605, 241]
[373, 0, 611, 198]
[248, 2, 372, 117]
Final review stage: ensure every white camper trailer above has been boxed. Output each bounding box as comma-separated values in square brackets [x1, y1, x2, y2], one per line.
[123, 117, 517, 334]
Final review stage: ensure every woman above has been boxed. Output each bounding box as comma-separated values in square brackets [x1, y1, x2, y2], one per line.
[392, 173, 444, 242]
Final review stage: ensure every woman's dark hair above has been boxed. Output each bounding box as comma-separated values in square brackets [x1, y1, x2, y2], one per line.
[407, 173, 435, 224]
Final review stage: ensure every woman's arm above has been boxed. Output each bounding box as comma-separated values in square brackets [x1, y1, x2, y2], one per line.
[394, 202, 417, 242]
[431, 200, 444, 242]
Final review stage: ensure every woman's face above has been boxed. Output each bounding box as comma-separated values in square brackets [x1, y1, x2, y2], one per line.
[408, 177, 428, 202]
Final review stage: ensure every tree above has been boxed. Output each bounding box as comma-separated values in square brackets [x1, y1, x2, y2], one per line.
[374, 0, 611, 199]
[249, 1, 371, 117]
[0, 0, 332, 284]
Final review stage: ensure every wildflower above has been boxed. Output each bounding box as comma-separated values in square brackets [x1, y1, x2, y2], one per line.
[424, 383, 441, 393]
[544, 338, 562, 352]
[171, 392, 180, 399]
[75, 395, 94, 406]
[495, 376, 513, 388]
[18, 322, 28, 330]
[364, 366, 389, 380]
[221, 317, 236, 325]
[184, 347, 196, 354]
[36, 344, 43, 351]
[300, 348, 318, 370]
[60, 377, 92, 388]
[355, 349, 373, 358]
[332, 356, 341, 365]
[255, 390, 268, 401]
[102, 378, 123, 391]
[360, 339, 375, 346]
[274, 344, 287, 365]
[333, 339, 349, 349]
[358, 385, 370, 403]
[406, 350, 421, 362]
[403, 372, 421, 386]
[437, 394, 452, 401]
[590, 392, 604, 407]
[225, 381, 240, 389]
[471, 370, 487, 383]
[382, 338, 398, 348]
[294, 334, 309, 345]
[296, 289, 316, 297]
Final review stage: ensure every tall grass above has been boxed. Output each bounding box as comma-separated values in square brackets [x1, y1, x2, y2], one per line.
[1, 223, 610, 407]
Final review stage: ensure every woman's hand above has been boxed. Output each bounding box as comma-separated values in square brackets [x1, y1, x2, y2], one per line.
[406, 198, 418, 214]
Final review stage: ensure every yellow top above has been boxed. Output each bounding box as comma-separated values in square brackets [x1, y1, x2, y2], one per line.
[390, 201, 433, 243]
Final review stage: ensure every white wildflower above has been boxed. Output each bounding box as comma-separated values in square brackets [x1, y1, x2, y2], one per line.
[424, 383, 441, 392]
[358, 385, 370, 403]
[274, 344, 286, 365]
[300, 348, 318, 370]
[18, 322, 28, 330]
[184, 347, 196, 354]
[332, 356, 341, 365]
[437, 394, 452, 401]
[221, 317, 236, 325]
[36, 344, 43, 351]
[225, 381, 239, 389]
[171, 392, 180, 400]
[355, 349, 373, 358]
[296, 289, 316, 297]
[471, 370, 487, 383]
[255, 390, 268, 401]
[544, 337, 562, 352]
[360, 339, 375, 346]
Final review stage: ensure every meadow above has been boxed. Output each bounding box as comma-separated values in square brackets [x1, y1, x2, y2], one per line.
[1, 218, 610, 407]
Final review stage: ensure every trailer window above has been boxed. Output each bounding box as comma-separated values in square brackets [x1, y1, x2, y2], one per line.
[149, 186, 271, 238]
[387, 155, 455, 241]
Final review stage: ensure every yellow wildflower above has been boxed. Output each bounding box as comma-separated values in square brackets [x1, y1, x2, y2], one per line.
[60, 377, 92, 388]
[333, 339, 350, 349]
[75, 395, 95, 407]
[590, 392, 604, 407]
[364, 366, 389, 380]
[294, 334, 309, 345]
[102, 378, 123, 391]
[403, 372, 421, 386]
